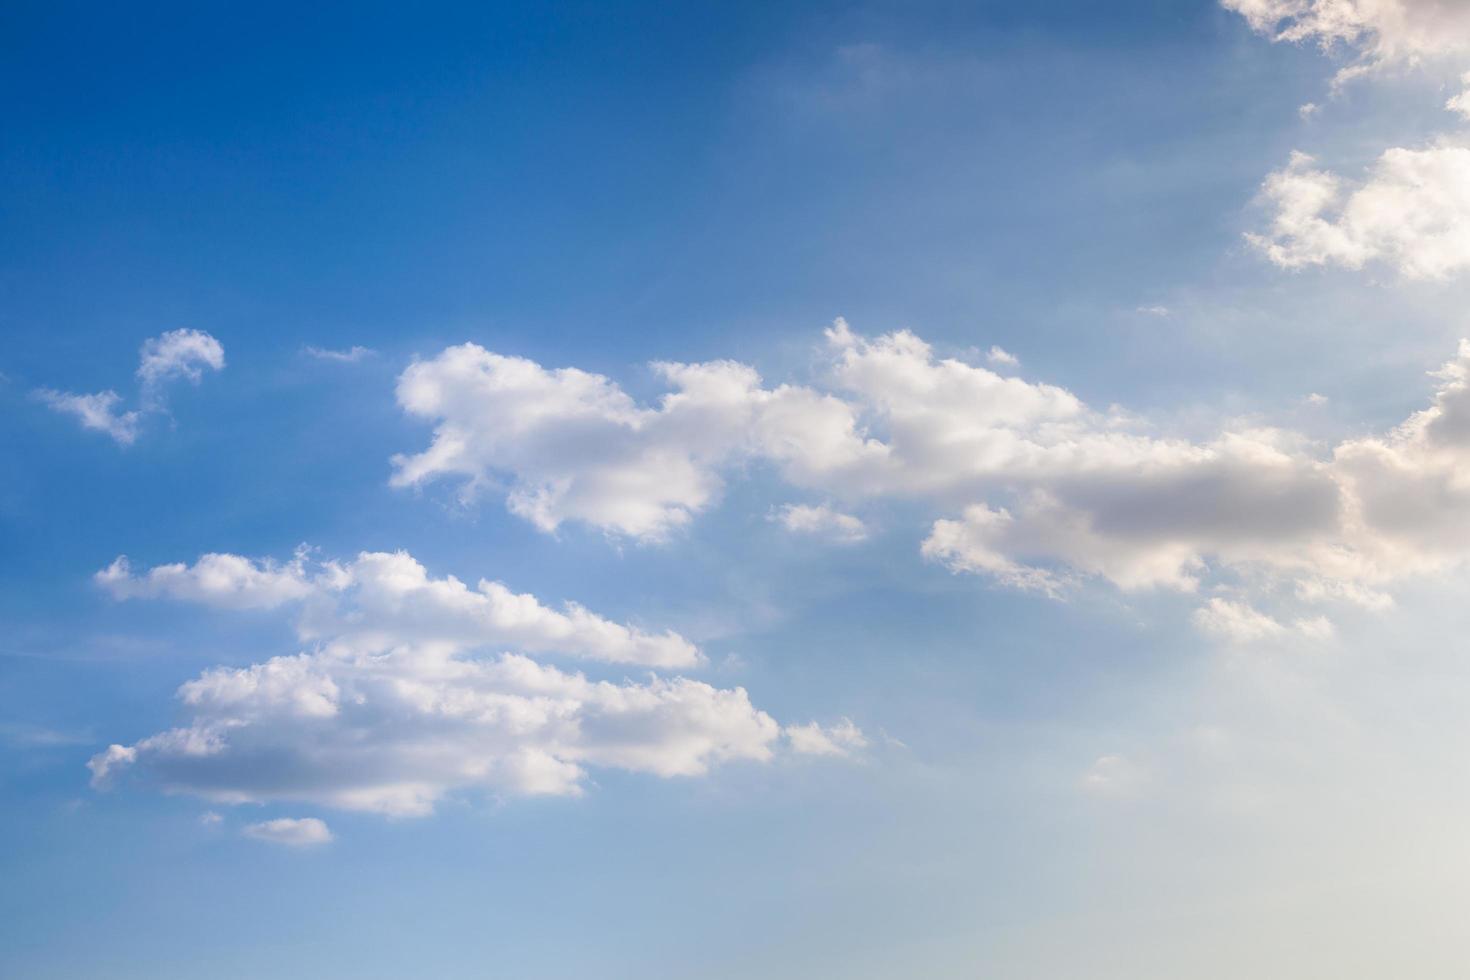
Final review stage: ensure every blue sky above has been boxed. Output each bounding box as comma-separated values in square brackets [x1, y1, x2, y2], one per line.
[9, 1, 1470, 976]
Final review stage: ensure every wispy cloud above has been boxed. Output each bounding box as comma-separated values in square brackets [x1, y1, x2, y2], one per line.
[37, 329, 225, 445]
[303, 345, 376, 363]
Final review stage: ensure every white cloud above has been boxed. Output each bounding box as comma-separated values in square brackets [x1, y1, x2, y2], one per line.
[1248, 146, 1470, 279]
[390, 339, 882, 540]
[97, 549, 701, 668]
[1136, 304, 1172, 317]
[96, 552, 319, 611]
[90, 647, 786, 815]
[1447, 71, 1470, 117]
[88, 549, 868, 817]
[1191, 598, 1288, 642]
[1299, 101, 1322, 118]
[242, 817, 332, 847]
[199, 811, 223, 826]
[1223, 0, 1470, 84]
[986, 345, 1019, 366]
[390, 322, 1470, 634]
[35, 389, 141, 445]
[37, 329, 225, 444]
[304, 345, 376, 363]
[786, 718, 869, 757]
[1306, 392, 1330, 406]
[771, 503, 869, 543]
[137, 329, 225, 390]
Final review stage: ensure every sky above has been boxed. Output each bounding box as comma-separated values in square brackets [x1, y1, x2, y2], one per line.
[7, 0, 1470, 976]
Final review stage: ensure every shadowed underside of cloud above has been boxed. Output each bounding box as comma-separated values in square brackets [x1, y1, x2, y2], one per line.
[390, 321, 1470, 634]
[89, 549, 861, 817]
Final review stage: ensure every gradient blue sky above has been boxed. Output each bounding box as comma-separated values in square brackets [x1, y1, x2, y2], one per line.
[8, 2, 1470, 977]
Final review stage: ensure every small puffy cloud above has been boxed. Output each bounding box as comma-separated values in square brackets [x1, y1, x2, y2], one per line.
[304, 345, 376, 363]
[771, 503, 869, 544]
[199, 811, 223, 826]
[137, 329, 225, 389]
[35, 389, 140, 445]
[1136, 304, 1171, 317]
[986, 346, 1019, 366]
[1299, 101, 1322, 119]
[243, 817, 332, 847]
[1306, 392, 1330, 406]
[786, 718, 869, 757]
[96, 553, 319, 611]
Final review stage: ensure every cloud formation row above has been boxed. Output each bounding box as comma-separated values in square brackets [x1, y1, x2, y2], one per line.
[91, 550, 858, 816]
[391, 321, 1470, 633]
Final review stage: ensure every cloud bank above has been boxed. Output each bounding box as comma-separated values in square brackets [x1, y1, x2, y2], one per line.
[391, 321, 1470, 634]
[90, 549, 855, 816]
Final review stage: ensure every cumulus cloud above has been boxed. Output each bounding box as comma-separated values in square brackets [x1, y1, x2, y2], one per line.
[35, 390, 141, 446]
[90, 548, 860, 816]
[37, 329, 225, 444]
[1223, 0, 1470, 84]
[985, 346, 1019, 367]
[389, 321, 1470, 636]
[1248, 146, 1470, 279]
[771, 503, 869, 544]
[137, 329, 226, 390]
[97, 549, 701, 668]
[390, 339, 881, 540]
[242, 817, 332, 847]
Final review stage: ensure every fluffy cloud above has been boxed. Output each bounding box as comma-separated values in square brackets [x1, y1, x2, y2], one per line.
[97, 549, 701, 668]
[391, 322, 1470, 638]
[1223, 0, 1470, 83]
[771, 503, 869, 544]
[89, 548, 859, 816]
[137, 329, 226, 390]
[38, 329, 225, 444]
[390, 342, 877, 540]
[35, 389, 141, 446]
[1248, 146, 1470, 279]
[242, 817, 333, 847]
